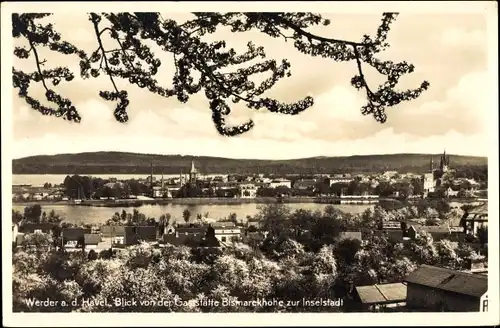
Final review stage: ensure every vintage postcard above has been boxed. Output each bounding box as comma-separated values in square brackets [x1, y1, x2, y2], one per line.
[2, 1, 499, 327]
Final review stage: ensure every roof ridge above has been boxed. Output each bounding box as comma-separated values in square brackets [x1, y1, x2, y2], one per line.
[373, 284, 389, 302]
[420, 264, 486, 278]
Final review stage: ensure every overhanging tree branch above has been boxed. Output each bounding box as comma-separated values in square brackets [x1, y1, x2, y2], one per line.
[12, 12, 430, 135]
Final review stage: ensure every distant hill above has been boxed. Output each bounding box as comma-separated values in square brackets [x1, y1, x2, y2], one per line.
[12, 151, 488, 175]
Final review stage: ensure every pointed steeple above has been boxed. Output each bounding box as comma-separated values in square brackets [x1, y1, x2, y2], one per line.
[190, 160, 197, 174]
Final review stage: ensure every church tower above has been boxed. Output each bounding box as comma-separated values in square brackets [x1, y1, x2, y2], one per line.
[189, 159, 198, 184]
[440, 149, 449, 173]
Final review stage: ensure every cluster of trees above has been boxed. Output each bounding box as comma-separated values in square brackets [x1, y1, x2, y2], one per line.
[63, 175, 152, 199]
[105, 209, 156, 227]
[453, 166, 488, 186]
[12, 202, 487, 313]
[13, 204, 64, 225]
[59, 170, 486, 201]
[257, 177, 427, 199]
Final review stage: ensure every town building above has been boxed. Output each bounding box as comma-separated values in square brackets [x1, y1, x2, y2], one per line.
[268, 178, 292, 189]
[162, 225, 207, 246]
[239, 183, 257, 198]
[100, 225, 125, 238]
[189, 160, 198, 184]
[210, 222, 241, 243]
[354, 283, 407, 312]
[404, 264, 488, 312]
[83, 234, 101, 250]
[17, 223, 57, 234]
[328, 176, 354, 185]
[293, 179, 317, 190]
[423, 150, 452, 197]
[62, 228, 91, 249]
[406, 225, 465, 242]
[460, 203, 488, 236]
[122, 226, 157, 246]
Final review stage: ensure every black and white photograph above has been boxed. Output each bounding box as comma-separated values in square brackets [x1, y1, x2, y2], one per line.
[2, 1, 499, 326]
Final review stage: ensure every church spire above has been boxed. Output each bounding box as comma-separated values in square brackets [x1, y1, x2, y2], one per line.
[440, 149, 449, 172]
[190, 159, 197, 174]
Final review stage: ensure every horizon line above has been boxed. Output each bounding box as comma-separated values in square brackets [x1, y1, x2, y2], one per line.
[12, 150, 489, 161]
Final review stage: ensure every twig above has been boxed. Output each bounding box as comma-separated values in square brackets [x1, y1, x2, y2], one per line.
[353, 46, 376, 100]
[262, 13, 371, 47]
[26, 27, 49, 91]
[91, 14, 119, 93]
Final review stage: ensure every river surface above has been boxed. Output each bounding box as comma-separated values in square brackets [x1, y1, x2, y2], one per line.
[12, 203, 374, 225]
[12, 174, 374, 225]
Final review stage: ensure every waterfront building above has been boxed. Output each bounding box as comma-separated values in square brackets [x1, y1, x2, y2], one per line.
[293, 179, 317, 190]
[268, 178, 292, 189]
[328, 176, 353, 185]
[239, 183, 257, 198]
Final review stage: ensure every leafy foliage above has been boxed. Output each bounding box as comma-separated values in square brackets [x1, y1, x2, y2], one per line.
[12, 204, 483, 313]
[12, 12, 429, 136]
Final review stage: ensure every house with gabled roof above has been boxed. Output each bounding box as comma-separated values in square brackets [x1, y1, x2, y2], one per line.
[210, 221, 241, 243]
[460, 203, 488, 236]
[404, 264, 488, 312]
[84, 234, 102, 250]
[62, 228, 91, 249]
[355, 283, 407, 312]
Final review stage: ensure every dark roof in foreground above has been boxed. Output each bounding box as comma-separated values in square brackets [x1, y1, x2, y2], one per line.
[404, 265, 488, 298]
[62, 228, 91, 240]
[84, 234, 101, 245]
[468, 203, 488, 215]
[356, 283, 407, 304]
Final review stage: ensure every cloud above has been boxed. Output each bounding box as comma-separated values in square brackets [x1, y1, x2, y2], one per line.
[439, 27, 487, 48]
[313, 86, 367, 122]
[413, 70, 489, 123]
[9, 12, 493, 159]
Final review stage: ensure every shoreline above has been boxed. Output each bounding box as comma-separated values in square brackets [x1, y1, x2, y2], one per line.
[11, 196, 484, 208]
[13, 197, 319, 207]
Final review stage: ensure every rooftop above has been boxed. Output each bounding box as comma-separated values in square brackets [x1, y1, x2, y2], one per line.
[404, 265, 488, 298]
[62, 228, 91, 240]
[211, 222, 237, 228]
[84, 233, 101, 245]
[356, 283, 407, 304]
[468, 203, 488, 215]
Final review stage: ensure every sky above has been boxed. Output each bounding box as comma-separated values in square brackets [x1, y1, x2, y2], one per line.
[8, 8, 496, 160]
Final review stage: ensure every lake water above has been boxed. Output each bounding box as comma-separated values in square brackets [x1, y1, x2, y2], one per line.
[11, 203, 374, 225]
[12, 174, 374, 225]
